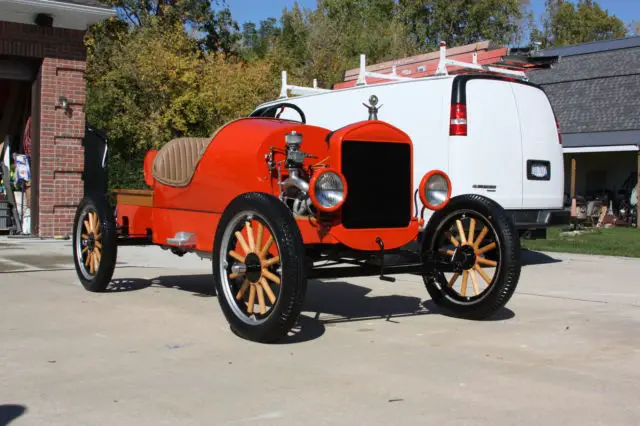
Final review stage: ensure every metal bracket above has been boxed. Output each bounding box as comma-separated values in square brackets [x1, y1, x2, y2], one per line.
[376, 237, 396, 282]
[166, 232, 196, 248]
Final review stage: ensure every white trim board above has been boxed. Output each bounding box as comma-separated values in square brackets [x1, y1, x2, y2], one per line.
[0, 0, 115, 30]
[563, 145, 639, 154]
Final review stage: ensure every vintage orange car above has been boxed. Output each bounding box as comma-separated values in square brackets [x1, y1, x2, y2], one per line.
[72, 98, 521, 342]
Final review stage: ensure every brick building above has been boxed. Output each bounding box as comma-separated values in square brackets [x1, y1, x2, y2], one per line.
[0, 0, 114, 237]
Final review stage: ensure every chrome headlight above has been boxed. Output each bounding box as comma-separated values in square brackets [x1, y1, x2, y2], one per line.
[310, 170, 347, 212]
[420, 171, 451, 210]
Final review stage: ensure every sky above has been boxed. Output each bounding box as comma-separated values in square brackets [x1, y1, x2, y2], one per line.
[225, 0, 638, 27]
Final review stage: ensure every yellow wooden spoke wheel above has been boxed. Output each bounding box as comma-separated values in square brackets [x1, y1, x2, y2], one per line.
[213, 193, 306, 343]
[227, 218, 282, 316]
[73, 194, 118, 292]
[421, 195, 521, 319]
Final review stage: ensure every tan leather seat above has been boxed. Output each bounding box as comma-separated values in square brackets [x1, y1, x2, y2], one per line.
[152, 137, 211, 187]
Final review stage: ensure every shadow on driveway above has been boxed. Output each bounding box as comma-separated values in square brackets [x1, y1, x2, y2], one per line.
[521, 249, 563, 266]
[0, 404, 27, 426]
[104, 273, 514, 344]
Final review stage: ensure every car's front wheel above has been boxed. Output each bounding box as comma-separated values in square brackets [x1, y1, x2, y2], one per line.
[213, 192, 307, 343]
[421, 194, 521, 319]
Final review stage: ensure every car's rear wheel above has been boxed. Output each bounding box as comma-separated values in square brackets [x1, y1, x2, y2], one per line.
[213, 193, 307, 343]
[72, 193, 117, 292]
[421, 194, 520, 319]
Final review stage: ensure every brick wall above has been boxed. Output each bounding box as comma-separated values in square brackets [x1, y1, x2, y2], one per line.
[0, 21, 87, 237]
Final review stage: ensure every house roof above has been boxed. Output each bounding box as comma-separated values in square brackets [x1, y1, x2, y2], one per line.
[537, 35, 640, 58]
[0, 0, 115, 29]
[529, 37, 640, 148]
[51, 0, 112, 9]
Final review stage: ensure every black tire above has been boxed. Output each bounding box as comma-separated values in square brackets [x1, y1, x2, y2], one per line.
[421, 194, 520, 319]
[72, 193, 118, 292]
[213, 192, 307, 343]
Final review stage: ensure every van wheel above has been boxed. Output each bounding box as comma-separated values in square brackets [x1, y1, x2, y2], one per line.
[421, 195, 521, 319]
[72, 193, 118, 292]
[213, 193, 307, 343]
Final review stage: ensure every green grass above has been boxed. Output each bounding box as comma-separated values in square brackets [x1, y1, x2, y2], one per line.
[522, 226, 640, 258]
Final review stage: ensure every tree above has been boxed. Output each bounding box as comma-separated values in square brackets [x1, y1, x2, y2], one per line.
[200, 7, 240, 56]
[101, 0, 240, 56]
[268, 0, 418, 89]
[241, 22, 258, 51]
[531, 0, 627, 48]
[85, 19, 278, 189]
[397, 0, 525, 50]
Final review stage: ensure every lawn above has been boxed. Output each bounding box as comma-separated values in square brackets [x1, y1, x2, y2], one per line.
[522, 226, 640, 258]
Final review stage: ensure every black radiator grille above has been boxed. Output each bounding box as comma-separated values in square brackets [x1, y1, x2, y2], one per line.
[340, 141, 411, 229]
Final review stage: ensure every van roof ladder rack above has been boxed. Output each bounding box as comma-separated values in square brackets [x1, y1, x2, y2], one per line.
[277, 41, 528, 98]
[279, 71, 331, 98]
[356, 55, 414, 86]
[435, 41, 527, 80]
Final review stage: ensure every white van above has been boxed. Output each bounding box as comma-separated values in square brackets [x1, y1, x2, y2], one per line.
[251, 72, 569, 238]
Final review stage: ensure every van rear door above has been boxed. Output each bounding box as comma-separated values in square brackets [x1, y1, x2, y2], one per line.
[510, 83, 564, 209]
[449, 77, 523, 209]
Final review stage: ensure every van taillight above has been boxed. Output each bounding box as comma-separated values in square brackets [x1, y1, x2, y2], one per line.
[556, 119, 562, 145]
[450, 103, 467, 136]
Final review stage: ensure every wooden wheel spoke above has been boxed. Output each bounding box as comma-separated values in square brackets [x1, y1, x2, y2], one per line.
[234, 231, 251, 255]
[82, 246, 88, 254]
[256, 283, 266, 314]
[470, 270, 480, 296]
[246, 284, 256, 314]
[85, 251, 92, 267]
[260, 236, 274, 258]
[235, 280, 250, 300]
[476, 257, 497, 267]
[447, 272, 460, 287]
[477, 242, 497, 255]
[468, 218, 476, 246]
[260, 278, 276, 304]
[229, 272, 245, 279]
[461, 271, 469, 296]
[84, 219, 92, 234]
[444, 232, 459, 247]
[94, 241, 102, 250]
[474, 264, 493, 285]
[245, 221, 255, 251]
[93, 251, 100, 271]
[82, 233, 89, 240]
[256, 223, 264, 253]
[262, 269, 280, 285]
[262, 256, 280, 267]
[93, 213, 100, 234]
[439, 249, 455, 256]
[229, 250, 245, 263]
[456, 220, 467, 245]
[474, 226, 489, 249]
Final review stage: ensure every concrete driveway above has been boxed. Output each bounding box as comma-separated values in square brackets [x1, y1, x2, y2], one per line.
[1, 237, 639, 425]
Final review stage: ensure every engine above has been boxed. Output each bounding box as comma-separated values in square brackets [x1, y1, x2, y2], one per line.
[270, 130, 347, 218]
[279, 131, 314, 216]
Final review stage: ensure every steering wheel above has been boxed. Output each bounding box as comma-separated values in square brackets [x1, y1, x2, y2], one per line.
[257, 103, 306, 124]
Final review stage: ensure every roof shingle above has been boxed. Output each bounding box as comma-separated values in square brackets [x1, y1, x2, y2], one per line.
[529, 44, 640, 143]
